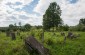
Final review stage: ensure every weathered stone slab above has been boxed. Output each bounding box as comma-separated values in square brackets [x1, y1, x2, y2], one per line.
[67, 32, 74, 39]
[67, 32, 80, 39]
[25, 36, 50, 55]
[6, 31, 10, 37]
[10, 32, 16, 40]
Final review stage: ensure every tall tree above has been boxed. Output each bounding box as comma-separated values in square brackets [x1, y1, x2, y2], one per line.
[9, 24, 14, 30]
[24, 24, 31, 31]
[43, 2, 62, 31]
[79, 18, 85, 25]
[19, 22, 21, 27]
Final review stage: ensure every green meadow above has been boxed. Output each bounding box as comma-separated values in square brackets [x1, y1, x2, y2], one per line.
[0, 31, 85, 55]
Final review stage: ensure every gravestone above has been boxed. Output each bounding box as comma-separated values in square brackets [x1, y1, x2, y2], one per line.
[67, 32, 74, 39]
[63, 36, 67, 44]
[6, 31, 10, 37]
[17, 32, 20, 36]
[67, 32, 79, 39]
[10, 32, 16, 40]
[17, 30, 20, 36]
[25, 36, 50, 55]
[40, 32, 44, 43]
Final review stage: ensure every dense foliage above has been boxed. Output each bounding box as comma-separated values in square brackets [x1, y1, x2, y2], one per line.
[43, 2, 62, 31]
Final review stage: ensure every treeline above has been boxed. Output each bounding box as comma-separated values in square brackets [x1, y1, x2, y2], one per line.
[69, 18, 85, 31]
[0, 2, 85, 32]
[0, 18, 85, 32]
[0, 22, 42, 32]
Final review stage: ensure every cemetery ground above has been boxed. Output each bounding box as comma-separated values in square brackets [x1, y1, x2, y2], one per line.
[0, 31, 85, 55]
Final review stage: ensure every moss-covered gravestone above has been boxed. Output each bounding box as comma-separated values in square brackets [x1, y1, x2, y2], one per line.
[6, 31, 10, 37]
[10, 32, 16, 40]
[17, 30, 20, 36]
[67, 32, 80, 39]
[67, 32, 74, 39]
[25, 36, 50, 55]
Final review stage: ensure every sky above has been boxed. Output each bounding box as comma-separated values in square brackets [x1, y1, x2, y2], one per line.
[0, 0, 85, 27]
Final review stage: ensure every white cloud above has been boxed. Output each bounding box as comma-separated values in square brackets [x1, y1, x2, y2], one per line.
[1, 0, 33, 9]
[33, 0, 57, 15]
[0, 0, 35, 27]
[34, 0, 85, 26]
[0, 0, 85, 27]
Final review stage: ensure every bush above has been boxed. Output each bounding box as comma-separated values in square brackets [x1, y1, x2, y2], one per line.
[46, 38, 54, 45]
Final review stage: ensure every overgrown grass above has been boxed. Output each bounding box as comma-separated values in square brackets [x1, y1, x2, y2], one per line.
[0, 31, 85, 55]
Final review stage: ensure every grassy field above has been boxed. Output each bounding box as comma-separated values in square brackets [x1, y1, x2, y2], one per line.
[0, 31, 85, 55]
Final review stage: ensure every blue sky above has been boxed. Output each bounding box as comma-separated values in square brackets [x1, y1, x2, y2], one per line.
[0, 0, 85, 27]
[69, 0, 78, 4]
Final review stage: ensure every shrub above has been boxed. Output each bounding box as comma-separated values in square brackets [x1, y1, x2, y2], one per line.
[46, 38, 54, 45]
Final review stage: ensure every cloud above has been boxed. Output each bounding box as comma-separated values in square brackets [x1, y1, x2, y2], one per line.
[60, 0, 85, 26]
[2, 0, 33, 9]
[33, 0, 57, 15]
[0, 0, 35, 27]
[0, 0, 85, 27]
[34, 0, 85, 26]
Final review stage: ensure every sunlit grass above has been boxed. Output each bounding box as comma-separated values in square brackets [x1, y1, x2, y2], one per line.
[0, 31, 85, 55]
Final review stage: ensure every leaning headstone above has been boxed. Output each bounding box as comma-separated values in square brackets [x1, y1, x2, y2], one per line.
[10, 32, 16, 40]
[25, 36, 50, 55]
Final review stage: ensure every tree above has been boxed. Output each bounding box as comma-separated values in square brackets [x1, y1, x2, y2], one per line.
[79, 18, 85, 25]
[9, 24, 18, 31]
[9, 24, 14, 30]
[63, 24, 69, 31]
[43, 2, 62, 31]
[19, 22, 21, 27]
[24, 24, 31, 31]
[74, 18, 85, 31]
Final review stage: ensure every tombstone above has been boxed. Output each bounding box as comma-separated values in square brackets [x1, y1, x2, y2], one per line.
[67, 32, 74, 39]
[6, 31, 10, 37]
[17, 30, 20, 36]
[61, 32, 65, 36]
[10, 32, 16, 40]
[67, 32, 79, 39]
[63, 36, 67, 44]
[25, 36, 50, 55]
[40, 32, 44, 43]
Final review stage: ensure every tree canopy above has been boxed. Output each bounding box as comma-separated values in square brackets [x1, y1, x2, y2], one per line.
[43, 2, 62, 31]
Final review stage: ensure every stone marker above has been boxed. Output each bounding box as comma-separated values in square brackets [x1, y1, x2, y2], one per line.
[25, 36, 50, 55]
[10, 32, 16, 40]
[40, 32, 44, 43]
[63, 36, 66, 44]
[6, 31, 10, 37]
[67, 32, 74, 39]
[67, 32, 80, 39]
[17, 30, 20, 36]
